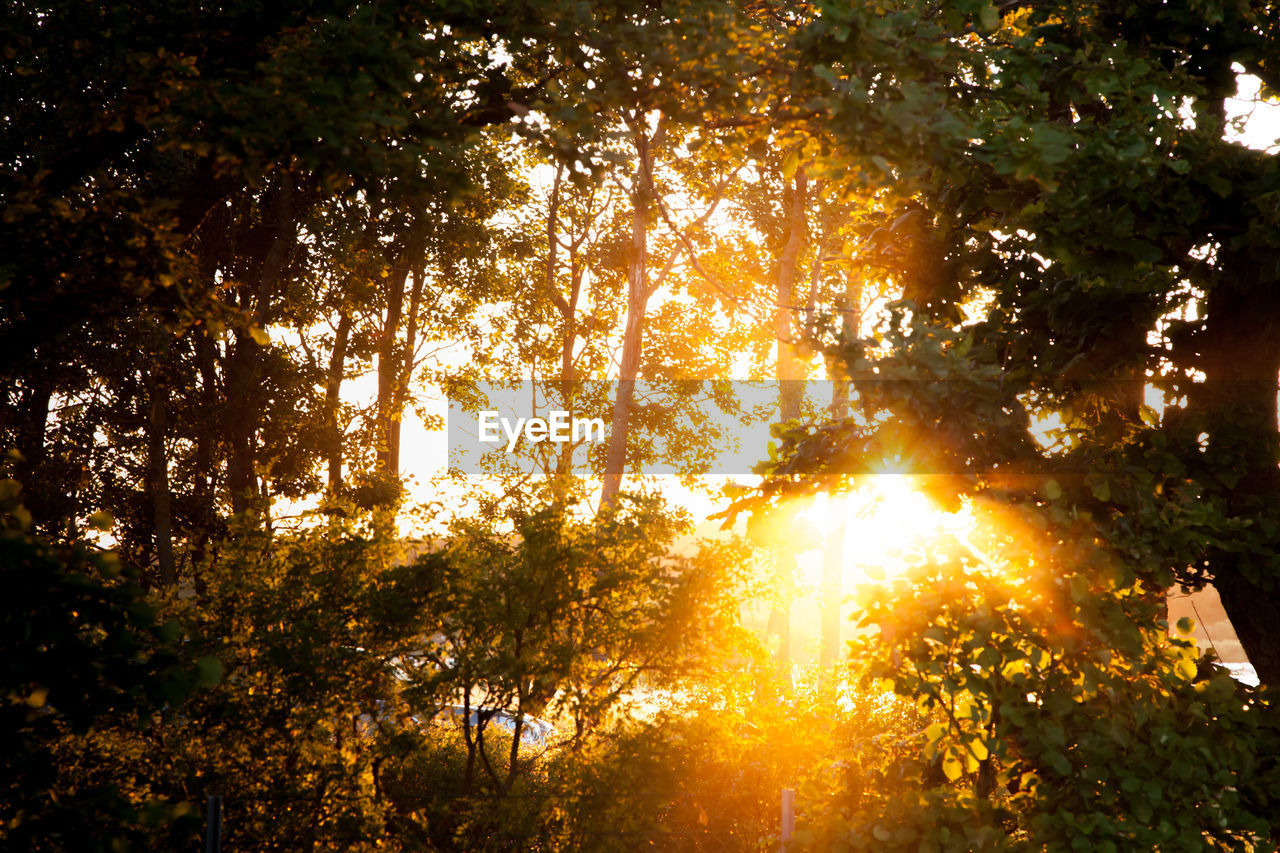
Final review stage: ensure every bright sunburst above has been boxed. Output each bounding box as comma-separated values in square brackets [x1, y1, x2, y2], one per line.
[797, 476, 979, 592]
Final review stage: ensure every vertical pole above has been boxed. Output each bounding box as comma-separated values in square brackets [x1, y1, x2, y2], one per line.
[780, 787, 795, 851]
[205, 795, 222, 853]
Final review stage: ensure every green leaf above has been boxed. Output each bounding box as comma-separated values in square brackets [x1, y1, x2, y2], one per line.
[1045, 750, 1071, 776]
[195, 656, 224, 688]
[977, 3, 1000, 32]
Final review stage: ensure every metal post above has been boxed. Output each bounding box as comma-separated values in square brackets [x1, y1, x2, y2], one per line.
[780, 787, 795, 851]
[205, 795, 222, 853]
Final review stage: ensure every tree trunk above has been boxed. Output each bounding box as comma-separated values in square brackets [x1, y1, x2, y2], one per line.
[325, 312, 352, 495]
[13, 371, 54, 523]
[192, 327, 220, 592]
[147, 369, 176, 587]
[1190, 252, 1280, 685]
[553, 261, 586, 490]
[600, 126, 653, 509]
[375, 256, 413, 487]
[546, 164, 587, 491]
[224, 333, 260, 516]
[392, 265, 425, 477]
[225, 175, 295, 517]
[324, 214, 379, 497]
[821, 266, 860, 667]
[766, 165, 808, 667]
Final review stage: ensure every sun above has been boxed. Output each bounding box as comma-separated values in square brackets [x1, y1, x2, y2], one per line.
[796, 475, 979, 592]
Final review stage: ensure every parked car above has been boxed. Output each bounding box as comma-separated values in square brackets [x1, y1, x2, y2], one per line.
[437, 704, 556, 746]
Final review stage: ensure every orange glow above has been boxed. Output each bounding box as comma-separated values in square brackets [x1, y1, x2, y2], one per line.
[795, 475, 982, 593]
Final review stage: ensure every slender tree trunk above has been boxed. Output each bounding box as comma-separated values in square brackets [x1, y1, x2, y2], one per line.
[600, 127, 653, 509]
[547, 163, 585, 491]
[225, 175, 295, 517]
[766, 165, 808, 667]
[554, 261, 585, 491]
[147, 367, 176, 587]
[506, 631, 526, 788]
[375, 256, 412, 486]
[324, 214, 379, 497]
[192, 328, 220, 591]
[821, 267, 861, 667]
[224, 333, 259, 516]
[325, 312, 352, 495]
[14, 371, 54, 522]
[392, 266, 425, 478]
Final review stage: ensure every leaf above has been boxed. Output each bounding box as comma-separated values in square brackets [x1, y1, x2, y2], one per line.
[195, 656, 224, 689]
[247, 325, 271, 346]
[1001, 658, 1028, 679]
[1045, 750, 1071, 776]
[1043, 479, 1062, 501]
[1175, 656, 1198, 681]
[1031, 124, 1074, 165]
[978, 3, 1000, 31]
[781, 149, 800, 181]
[0, 478, 21, 502]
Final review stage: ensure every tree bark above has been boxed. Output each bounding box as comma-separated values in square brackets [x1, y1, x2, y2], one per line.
[392, 266, 426, 478]
[13, 371, 54, 523]
[192, 327, 221, 591]
[223, 333, 259, 516]
[325, 312, 352, 495]
[821, 265, 861, 667]
[147, 368, 176, 587]
[225, 175, 295, 516]
[766, 165, 808, 667]
[600, 125, 653, 509]
[375, 255, 413, 486]
[1189, 250, 1280, 685]
[324, 213, 379, 497]
[544, 163, 588, 491]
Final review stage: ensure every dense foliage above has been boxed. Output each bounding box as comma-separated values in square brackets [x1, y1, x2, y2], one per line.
[6, 0, 1280, 849]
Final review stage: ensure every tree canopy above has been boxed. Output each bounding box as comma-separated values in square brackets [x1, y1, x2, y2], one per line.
[5, 0, 1280, 849]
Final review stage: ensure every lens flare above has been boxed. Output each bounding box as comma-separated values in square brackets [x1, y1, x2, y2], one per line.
[796, 475, 980, 592]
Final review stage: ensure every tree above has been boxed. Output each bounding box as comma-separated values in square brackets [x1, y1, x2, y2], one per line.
[725, 0, 1280, 843]
[0, 477, 216, 850]
[784, 0, 1280, 684]
[406, 495, 743, 793]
